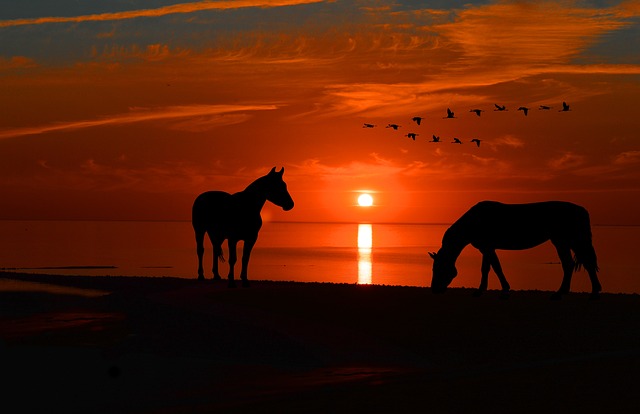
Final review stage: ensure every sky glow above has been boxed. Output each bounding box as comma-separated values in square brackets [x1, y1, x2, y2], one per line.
[1, 1, 639, 223]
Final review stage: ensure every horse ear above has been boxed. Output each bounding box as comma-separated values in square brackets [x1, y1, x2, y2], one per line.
[428, 252, 437, 260]
[269, 167, 276, 174]
[278, 167, 284, 176]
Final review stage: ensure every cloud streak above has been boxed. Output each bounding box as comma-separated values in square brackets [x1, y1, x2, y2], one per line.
[0, 104, 278, 139]
[0, 0, 325, 28]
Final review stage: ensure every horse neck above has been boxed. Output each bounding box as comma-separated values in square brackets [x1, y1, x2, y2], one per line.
[439, 225, 470, 264]
[240, 178, 269, 211]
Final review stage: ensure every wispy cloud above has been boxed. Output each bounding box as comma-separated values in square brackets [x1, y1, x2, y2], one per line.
[614, 150, 640, 166]
[0, 0, 326, 28]
[0, 56, 38, 70]
[315, 1, 640, 117]
[548, 151, 587, 170]
[0, 104, 278, 139]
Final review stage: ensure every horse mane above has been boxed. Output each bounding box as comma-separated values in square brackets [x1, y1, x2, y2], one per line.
[244, 175, 269, 193]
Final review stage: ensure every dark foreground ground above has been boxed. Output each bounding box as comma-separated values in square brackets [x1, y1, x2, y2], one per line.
[1, 271, 639, 413]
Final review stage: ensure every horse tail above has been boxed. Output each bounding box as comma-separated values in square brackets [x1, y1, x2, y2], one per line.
[572, 206, 599, 273]
[573, 251, 599, 273]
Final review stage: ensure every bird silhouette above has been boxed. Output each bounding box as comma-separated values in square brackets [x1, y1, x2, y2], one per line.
[386, 123, 401, 130]
[363, 123, 376, 128]
[471, 138, 482, 147]
[452, 137, 462, 144]
[405, 133, 418, 140]
[559, 101, 571, 112]
[430, 135, 441, 143]
[518, 106, 530, 116]
[539, 105, 551, 110]
[444, 108, 456, 119]
[470, 109, 484, 117]
[412, 116, 424, 125]
[494, 104, 507, 111]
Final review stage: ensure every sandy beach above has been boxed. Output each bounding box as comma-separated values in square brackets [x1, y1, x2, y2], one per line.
[1, 271, 639, 413]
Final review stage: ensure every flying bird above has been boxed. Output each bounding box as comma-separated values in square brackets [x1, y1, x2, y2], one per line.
[452, 137, 462, 144]
[539, 105, 551, 110]
[518, 106, 530, 116]
[430, 135, 441, 143]
[559, 101, 571, 112]
[386, 123, 401, 130]
[494, 104, 507, 111]
[444, 108, 456, 119]
[405, 133, 418, 140]
[412, 116, 424, 125]
[470, 109, 484, 117]
[471, 138, 482, 147]
[363, 123, 376, 128]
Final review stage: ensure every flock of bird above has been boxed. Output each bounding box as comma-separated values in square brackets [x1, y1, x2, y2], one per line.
[362, 102, 572, 147]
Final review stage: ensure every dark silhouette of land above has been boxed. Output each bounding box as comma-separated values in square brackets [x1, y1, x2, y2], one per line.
[1, 271, 639, 413]
[192, 167, 294, 287]
[430, 201, 601, 299]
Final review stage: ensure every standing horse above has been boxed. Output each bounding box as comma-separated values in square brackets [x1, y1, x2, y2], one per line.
[192, 167, 294, 287]
[429, 201, 601, 299]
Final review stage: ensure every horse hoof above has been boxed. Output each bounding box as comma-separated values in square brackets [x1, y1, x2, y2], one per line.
[197, 275, 205, 281]
[242, 280, 250, 288]
[589, 292, 601, 300]
[213, 275, 222, 281]
[550, 292, 563, 300]
[228, 281, 237, 288]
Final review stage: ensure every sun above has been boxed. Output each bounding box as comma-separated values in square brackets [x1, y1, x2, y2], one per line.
[357, 193, 374, 207]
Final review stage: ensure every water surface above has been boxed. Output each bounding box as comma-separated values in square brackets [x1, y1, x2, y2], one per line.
[1, 221, 638, 294]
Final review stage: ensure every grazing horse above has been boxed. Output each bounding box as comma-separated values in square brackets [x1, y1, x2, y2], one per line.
[192, 167, 294, 287]
[429, 201, 601, 299]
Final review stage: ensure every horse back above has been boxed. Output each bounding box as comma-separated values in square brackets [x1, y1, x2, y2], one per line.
[455, 201, 592, 249]
[191, 190, 262, 240]
[192, 191, 231, 219]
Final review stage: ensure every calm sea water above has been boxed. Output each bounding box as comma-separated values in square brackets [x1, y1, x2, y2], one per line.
[1, 220, 638, 294]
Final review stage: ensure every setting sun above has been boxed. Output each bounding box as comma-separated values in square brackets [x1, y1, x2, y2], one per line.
[358, 193, 374, 207]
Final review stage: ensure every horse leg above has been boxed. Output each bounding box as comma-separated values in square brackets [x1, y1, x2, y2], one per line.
[227, 239, 238, 288]
[474, 251, 491, 297]
[487, 250, 510, 298]
[207, 233, 223, 280]
[551, 242, 574, 300]
[240, 237, 257, 288]
[574, 243, 602, 300]
[212, 243, 223, 280]
[195, 229, 205, 280]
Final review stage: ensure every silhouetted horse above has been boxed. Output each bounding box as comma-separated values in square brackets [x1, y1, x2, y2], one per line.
[429, 201, 601, 299]
[192, 167, 294, 287]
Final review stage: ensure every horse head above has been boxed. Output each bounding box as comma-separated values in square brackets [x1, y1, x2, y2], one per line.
[266, 167, 294, 211]
[429, 251, 457, 293]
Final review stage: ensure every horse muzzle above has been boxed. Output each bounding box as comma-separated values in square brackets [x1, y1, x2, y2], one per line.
[282, 201, 294, 211]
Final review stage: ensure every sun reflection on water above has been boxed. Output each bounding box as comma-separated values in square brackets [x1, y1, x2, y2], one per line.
[357, 223, 373, 284]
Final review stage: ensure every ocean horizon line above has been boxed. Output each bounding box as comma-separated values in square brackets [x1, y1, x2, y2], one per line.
[0, 218, 638, 227]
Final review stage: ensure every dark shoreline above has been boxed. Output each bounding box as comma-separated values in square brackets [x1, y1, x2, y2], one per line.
[1, 271, 639, 413]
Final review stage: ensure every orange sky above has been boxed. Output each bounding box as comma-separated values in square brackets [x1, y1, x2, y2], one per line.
[1, 0, 639, 224]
